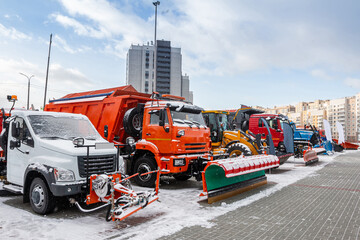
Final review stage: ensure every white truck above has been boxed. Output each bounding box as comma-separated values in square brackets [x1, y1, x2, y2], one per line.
[0, 109, 119, 214]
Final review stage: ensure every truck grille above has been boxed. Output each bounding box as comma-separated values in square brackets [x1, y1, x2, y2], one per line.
[185, 143, 206, 151]
[77, 155, 116, 178]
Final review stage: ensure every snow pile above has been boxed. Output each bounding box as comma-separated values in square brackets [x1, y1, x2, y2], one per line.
[0, 153, 341, 239]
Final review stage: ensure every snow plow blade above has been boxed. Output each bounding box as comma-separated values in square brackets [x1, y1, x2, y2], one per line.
[201, 155, 280, 204]
[313, 147, 326, 155]
[333, 139, 359, 150]
[303, 149, 319, 165]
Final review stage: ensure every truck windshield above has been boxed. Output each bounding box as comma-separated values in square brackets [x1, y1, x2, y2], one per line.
[28, 115, 101, 140]
[218, 113, 230, 131]
[171, 111, 206, 127]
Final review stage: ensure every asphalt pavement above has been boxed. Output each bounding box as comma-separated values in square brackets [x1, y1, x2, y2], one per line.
[162, 151, 360, 240]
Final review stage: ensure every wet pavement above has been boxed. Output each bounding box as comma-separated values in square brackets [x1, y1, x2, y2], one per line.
[161, 151, 360, 240]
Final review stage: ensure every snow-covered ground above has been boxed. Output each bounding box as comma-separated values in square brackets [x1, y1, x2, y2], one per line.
[0, 152, 345, 239]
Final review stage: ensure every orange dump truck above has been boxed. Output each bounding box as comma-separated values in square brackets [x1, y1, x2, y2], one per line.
[45, 86, 211, 187]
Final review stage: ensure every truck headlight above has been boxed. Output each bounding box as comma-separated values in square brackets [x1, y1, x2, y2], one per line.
[173, 158, 186, 166]
[73, 137, 84, 146]
[177, 130, 185, 137]
[54, 167, 75, 182]
[126, 137, 135, 145]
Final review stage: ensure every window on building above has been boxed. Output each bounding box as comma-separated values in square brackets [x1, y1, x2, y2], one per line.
[145, 71, 149, 79]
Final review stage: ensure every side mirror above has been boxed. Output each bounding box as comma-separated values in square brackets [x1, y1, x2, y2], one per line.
[25, 136, 34, 147]
[10, 139, 20, 149]
[104, 125, 108, 138]
[11, 121, 20, 138]
[159, 109, 165, 127]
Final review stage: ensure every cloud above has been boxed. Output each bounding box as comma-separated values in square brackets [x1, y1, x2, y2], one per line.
[344, 77, 360, 89]
[311, 69, 333, 80]
[0, 58, 94, 109]
[51, 0, 360, 77]
[4, 14, 22, 21]
[0, 23, 31, 40]
[50, 13, 109, 39]
[50, 63, 93, 86]
[53, 34, 91, 54]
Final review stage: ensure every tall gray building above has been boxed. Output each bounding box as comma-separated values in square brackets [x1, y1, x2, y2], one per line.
[126, 40, 192, 102]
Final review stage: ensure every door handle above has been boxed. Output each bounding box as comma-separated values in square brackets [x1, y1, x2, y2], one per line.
[146, 133, 151, 136]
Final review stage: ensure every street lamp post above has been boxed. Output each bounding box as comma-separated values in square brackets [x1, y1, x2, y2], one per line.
[19, 72, 34, 110]
[153, 1, 160, 93]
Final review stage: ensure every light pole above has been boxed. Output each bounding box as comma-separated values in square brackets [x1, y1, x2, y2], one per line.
[153, 1, 160, 93]
[19, 72, 34, 110]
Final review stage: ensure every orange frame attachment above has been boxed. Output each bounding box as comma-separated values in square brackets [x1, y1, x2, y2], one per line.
[85, 168, 166, 222]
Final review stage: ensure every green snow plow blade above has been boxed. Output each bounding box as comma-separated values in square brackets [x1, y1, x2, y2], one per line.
[201, 155, 280, 203]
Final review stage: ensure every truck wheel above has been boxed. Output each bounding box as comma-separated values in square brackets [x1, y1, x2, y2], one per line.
[134, 156, 157, 187]
[29, 178, 55, 215]
[173, 173, 192, 181]
[123, 108, 143, 138]
[227, 143, 252, 157]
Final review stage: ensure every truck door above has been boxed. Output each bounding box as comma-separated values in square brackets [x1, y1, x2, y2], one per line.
[257, 118, 281, 147]
[268, 118, 282, 147]
[7, 117, 34, 186]
[144, 109, 172, 154]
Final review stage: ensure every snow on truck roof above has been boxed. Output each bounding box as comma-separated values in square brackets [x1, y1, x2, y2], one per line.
[145, 101, 204, 113]
[12, 110, 88, 119]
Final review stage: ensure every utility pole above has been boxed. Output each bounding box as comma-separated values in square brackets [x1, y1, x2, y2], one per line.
[19, 72, 34, 110]
[43, 33, 52, 109]
[153, 1, 160, 93]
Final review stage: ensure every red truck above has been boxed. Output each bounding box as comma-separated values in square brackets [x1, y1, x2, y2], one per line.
[229, 107, 294, 163]
[248, 114, 286, 150]
[45, 85, 211, 187]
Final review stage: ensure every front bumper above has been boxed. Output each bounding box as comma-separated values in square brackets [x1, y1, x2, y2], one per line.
[50, 181, 85, 196]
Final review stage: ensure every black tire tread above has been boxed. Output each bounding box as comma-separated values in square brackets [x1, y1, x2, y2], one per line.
[227, 143, 252, 157]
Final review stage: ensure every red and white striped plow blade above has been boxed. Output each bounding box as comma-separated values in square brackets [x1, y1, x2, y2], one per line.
[212, 155, 280, 178]
[303, 149, 319, 165]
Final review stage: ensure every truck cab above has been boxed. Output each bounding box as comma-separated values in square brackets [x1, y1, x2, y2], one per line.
[249, 114, 284, 148]
[202, 110, 263, 158]
[0, 110, 117, 214]
[134, 100, 211, 186]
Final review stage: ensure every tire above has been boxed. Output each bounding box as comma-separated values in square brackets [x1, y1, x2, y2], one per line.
[133, 156, 157, 187]
[123, 107, 143, 138]
[227, 143, 252, 157]
[173, 173, 192, 181]
[29, 178, 55, 215]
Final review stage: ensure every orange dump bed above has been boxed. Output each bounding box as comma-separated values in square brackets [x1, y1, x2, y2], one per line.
[45, 85, 152, 143]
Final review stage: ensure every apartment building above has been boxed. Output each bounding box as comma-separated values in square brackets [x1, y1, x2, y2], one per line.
[126, 40, 192, 102]
[258, 96, 359, 142]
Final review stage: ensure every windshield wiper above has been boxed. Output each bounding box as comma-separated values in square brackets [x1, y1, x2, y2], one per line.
[41, 136, 69, 140]
[183, 120, 193, 128]
[85, 137, 97, 140]
[173, 119, 185, 124]
[192, 120, 205, 129]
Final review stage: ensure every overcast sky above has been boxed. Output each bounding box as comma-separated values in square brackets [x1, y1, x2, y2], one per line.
[1, 0, 360, 110]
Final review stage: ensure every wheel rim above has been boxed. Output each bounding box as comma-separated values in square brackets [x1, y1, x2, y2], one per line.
[132, 114, 142, 131]
[31, 184, 45, 209]
[229, 150, 242, 157]
[137, 163, 152, 182]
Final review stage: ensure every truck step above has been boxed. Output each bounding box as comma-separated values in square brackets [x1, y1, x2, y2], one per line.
[3, 184, 23, 194]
